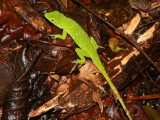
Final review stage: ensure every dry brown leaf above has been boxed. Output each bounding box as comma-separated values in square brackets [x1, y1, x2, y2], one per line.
[60, 0, 68, 8]
[92, 90, 103, 113]
[79, 61, 106, 92]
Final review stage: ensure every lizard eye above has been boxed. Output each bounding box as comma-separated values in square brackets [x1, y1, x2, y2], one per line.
[51, 18, 54, 22]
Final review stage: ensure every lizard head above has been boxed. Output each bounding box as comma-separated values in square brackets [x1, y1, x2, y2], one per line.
[44, 11, 65, 28]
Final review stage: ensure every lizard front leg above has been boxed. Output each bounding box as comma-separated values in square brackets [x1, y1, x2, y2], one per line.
[71, 48, 89, 73]
[50, 29, 67, 40]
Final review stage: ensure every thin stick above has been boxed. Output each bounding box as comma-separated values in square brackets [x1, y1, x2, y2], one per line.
[146, 71, 160, 90]
[72, 0, 160, 73]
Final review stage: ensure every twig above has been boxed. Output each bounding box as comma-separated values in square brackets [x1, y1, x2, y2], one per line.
[146, 70, 160, 90]
[135, 20, 156, 31]
[127, 94, 160, 101]
[72, 0, 160, 73]
[55, 0, 67, 12]
[133, 56, 151, 94]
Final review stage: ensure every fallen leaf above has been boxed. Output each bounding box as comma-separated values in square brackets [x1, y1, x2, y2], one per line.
[144, 105, 160, 120]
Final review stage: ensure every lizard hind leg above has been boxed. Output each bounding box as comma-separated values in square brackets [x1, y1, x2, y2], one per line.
[70, 48, 88, 73]
[90, 37, 104, 49]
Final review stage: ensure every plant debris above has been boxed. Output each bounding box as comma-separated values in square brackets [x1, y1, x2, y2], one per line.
[0, 0, 160, 120]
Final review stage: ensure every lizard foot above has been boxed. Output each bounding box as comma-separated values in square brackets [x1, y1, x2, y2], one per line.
[98, 45, 105, 49]
[49, 34, 58, 39]
[70, 59, 84, 73]
[52, 35, 59, 39]
[71, 59, 84, 67]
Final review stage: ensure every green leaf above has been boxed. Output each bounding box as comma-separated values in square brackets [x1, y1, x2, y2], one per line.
[108, 37, 124, 52]
[144, 105, 160, 120]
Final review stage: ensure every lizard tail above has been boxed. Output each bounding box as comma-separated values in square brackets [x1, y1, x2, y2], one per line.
[91, 56, 132, 120]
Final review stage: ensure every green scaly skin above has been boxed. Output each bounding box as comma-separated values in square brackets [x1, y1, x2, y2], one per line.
[45, 11, 132, 120]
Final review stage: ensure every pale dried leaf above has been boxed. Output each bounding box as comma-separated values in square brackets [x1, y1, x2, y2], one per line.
[137, 22, 159, 43]
[124, 13, 141, 35]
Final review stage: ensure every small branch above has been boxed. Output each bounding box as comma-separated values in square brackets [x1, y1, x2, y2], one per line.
[55, 0, 68, 12]
[127, 94, 160, 101]
[72, 0, 160, 73]
[133, 56, 151, 94]
[135, 20, 156, 31]
[146, 70, 160, 90]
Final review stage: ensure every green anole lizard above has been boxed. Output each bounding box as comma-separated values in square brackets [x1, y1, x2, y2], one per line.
[44, 11, 132, 120]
